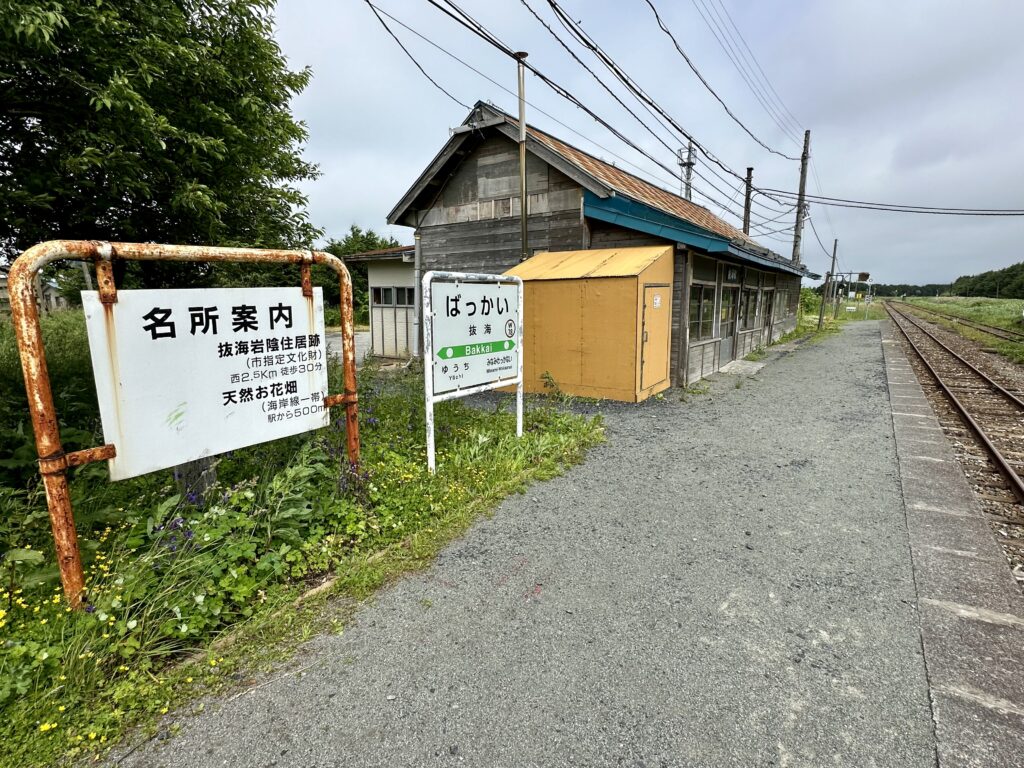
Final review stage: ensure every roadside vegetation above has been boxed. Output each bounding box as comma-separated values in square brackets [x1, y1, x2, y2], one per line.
[770, 287, 885, 349]
[0, 310, 603, 767]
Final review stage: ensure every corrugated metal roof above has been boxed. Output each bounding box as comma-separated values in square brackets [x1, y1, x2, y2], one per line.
[506, 246, 672, 281]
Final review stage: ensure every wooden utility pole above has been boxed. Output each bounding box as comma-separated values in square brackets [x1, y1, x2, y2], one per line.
[791, 129, 811, 264]
[683, 141, 694, 201]
[516, 51, 529, 262]
[817, 238, 837, 330]
[742, 167, 753, 235]
[816, 272, 831, 330]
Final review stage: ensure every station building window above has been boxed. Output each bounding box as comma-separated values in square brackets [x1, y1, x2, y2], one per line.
[689, 284, 716, 341]
[372, 287, 415, 306]
[739, 288, 759, 330]
[720, 288, 737, 338]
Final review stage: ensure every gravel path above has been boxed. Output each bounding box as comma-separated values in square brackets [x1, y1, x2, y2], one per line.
[119, 321, 936, 767]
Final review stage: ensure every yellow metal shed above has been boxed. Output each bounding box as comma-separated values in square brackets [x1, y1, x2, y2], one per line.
[505, 245, 674, 402]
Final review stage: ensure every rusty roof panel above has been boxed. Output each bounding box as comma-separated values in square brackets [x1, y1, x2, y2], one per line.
[506, 246, 672, 281]
[489, 110, 759, 248]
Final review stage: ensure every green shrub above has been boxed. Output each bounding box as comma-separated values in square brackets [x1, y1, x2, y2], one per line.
[0, 344, 602, 765]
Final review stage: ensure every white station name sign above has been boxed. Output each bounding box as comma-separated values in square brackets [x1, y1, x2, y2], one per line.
[83, 287, 330, 480]
[429, 279, 520, 396]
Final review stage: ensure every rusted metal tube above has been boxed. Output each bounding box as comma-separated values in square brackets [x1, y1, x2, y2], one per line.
[334, 257, 361, 464]
[8, 240, 362, 608]
[8, 241, 98, 607]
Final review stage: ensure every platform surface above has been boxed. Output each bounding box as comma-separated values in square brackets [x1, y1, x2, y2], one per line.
[117, 321, 1024, 767]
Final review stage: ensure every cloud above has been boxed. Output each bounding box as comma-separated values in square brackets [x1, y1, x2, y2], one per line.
[274, 0, 1024, 284]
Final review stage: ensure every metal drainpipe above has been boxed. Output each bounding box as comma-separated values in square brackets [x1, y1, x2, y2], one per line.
[413, 233, 422, 358]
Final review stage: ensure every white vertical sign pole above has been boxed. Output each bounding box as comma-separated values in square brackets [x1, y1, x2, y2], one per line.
[422, 271, 437, 474]
[515, 275, 524, 438]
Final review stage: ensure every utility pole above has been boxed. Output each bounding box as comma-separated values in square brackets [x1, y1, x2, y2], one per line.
[817, 238, 838, 331]
[81, 263, 93, 291]
[679, 141, 694, 201]
[516, 51, 529, 262]
[742, 167, 753, 235]
[791, 129, 811, 264]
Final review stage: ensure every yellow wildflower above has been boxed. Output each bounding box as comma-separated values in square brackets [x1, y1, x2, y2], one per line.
[38, 722, 56, 732]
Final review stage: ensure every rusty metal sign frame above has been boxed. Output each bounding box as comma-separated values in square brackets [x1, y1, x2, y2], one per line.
[7, 240, 361, 607]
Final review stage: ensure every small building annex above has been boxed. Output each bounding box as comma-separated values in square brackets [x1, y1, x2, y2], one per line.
[375, 101, 816, 385]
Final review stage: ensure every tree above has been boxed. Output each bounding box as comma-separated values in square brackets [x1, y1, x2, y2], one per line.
[322, 225, 401, 319]
[0, 0, 320, 285]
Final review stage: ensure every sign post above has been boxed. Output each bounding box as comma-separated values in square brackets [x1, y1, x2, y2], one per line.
[422, 271, 523, 473]
[7, 240, 360, 607]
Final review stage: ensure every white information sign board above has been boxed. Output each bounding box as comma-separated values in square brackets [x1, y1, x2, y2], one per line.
[422, 271, 523, 473]
[82, 287, 330, 480]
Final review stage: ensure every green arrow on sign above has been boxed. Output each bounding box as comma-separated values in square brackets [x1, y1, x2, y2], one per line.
[437, 340, 516, 360]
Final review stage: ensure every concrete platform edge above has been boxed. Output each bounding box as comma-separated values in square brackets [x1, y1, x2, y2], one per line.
[882, 319, 1024, 766]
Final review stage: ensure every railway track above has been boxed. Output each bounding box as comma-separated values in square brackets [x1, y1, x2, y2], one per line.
[885, 301, 1024, 505]
[900, 300, 1024, 344]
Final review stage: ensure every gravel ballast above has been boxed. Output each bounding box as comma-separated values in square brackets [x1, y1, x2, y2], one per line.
[119, 321, 936, 767]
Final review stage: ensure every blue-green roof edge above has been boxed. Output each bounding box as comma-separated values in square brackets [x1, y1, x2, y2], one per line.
[584, 192, 817, 279]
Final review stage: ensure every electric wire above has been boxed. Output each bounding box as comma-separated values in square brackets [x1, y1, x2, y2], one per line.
[762, 188, 1024, 215]
[427, 0, 774, 220]
[710, 0, 804, 139]
[411, 0, 1023, 218]
[542, 0, 785, 194]
[642, 0, 800, 159]
[370, 1, 751, 222]
[365, 2, 469, 109]
[430, 0, 798, 218]
[690, 0, 801, 145]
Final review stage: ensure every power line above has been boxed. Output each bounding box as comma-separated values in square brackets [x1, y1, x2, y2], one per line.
[426, 0, 771, 221]
[370, 1, 748, 222]
[518, 1, 691, 170]
[542, 0, 775, 189]
[365, 1, 469, 109]
[763, 188, 1024, 215]
[378, 2, 1021, 230]
[688, 0, 801, 146]
[641, 0, 799, 160]
[807, 216, 834, 261]
[367, 3, 690, 194]
[430, 0, 795, 218]
[710, 0, 804, 139]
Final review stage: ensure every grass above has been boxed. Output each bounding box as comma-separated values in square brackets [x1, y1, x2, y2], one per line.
[902, 297, 1024, 364]
[0, 311, 604, 767]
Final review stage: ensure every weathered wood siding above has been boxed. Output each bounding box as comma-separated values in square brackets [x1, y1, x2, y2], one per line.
[587, 220, 669, 249]
[417, 135, 584, 274]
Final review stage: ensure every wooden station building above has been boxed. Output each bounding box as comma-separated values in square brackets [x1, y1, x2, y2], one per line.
[363, 102, 816, 387]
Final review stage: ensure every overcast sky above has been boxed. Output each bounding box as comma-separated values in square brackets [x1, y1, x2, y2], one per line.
[274, 0, 1024, 285]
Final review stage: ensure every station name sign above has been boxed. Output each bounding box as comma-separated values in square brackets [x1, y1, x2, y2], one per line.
[422, 271, 523, 472]
[83, 287, 330, 480]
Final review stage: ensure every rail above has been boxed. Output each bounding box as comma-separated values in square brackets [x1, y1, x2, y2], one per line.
[885, 301, 1024, 503]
